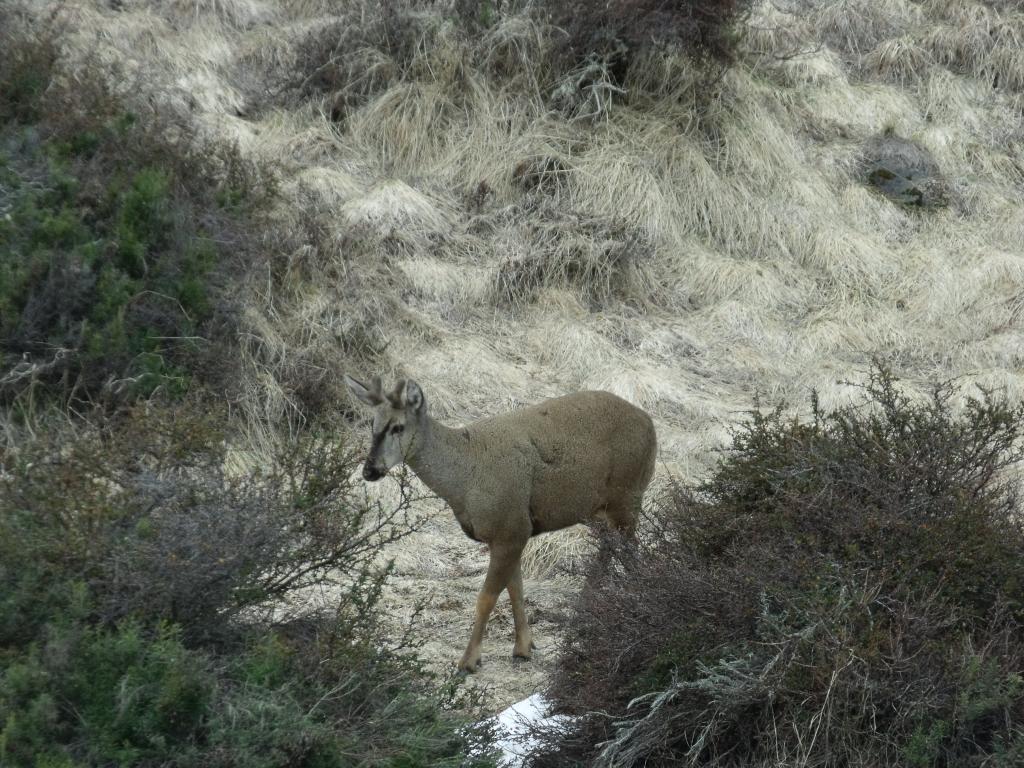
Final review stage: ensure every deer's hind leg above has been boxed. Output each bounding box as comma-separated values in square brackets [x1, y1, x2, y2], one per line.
[604, 490, 642, 538]
[458, 540, 524, 673]
[506, 560, 534, 660]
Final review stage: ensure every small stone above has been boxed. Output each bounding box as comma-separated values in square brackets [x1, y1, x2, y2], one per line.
[862, 134, 948, 208]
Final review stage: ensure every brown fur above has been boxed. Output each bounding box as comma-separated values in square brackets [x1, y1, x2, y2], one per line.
[346, 377, 657, 672]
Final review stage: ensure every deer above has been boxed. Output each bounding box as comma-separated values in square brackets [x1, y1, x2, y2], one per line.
[344, 374, 658, 673]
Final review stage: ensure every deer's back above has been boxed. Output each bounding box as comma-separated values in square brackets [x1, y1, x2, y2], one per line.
[468, 391, 656, 531]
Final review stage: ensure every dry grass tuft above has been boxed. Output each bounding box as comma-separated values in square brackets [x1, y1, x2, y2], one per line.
[863, 35, 935, 83]
[475, 12, 550, 87]
[816, 0, 921, 56]
[492, 201, 655, 309]
[340, 179, 451, 238]
[171, 0, 278, 28]
[348, 81, 462, 172]
[743, 1, 802, 55]
[521, 526, 595, 579]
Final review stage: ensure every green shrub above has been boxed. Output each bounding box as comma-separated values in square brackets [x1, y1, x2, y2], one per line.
[535, 366, 1024, 767]
[0, 407, 494, 767]
[1, 20, 274, 409]
[65, 623, 211, 764]
[0, 16, 55, 124]
[0, 130, 220, 402]
[1, 405, 416, 641]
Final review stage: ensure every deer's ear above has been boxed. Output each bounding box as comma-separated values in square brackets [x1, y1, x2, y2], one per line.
[345, 374, 383, 406]
[405, 379, 425, 414]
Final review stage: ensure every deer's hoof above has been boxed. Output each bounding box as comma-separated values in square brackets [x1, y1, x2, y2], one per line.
[512, 652, 532, 663]
[457, 658, 482, 675]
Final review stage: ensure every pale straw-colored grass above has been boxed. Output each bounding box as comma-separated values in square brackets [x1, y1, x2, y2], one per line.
[816, 0, 922, 55]
[775, 48, 848, 87]
[397, 257, 492, 306]
[171, 0, 279, 28]
[339, 179, 451, 236]
[247, 106, 342, 163]
[348, 81, 462, 173]
[864, 36, 935, 83]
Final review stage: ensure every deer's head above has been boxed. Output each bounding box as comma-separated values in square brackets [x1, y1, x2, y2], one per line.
[344, 374, 426, 481]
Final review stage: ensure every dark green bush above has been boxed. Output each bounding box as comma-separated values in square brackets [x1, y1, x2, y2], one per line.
[0, 407, 494, 767]
[1, 137, 215, 401]
[535, 366, 1024, 767]
[0, 15, 55, 124]
[1, 20, 273, 408]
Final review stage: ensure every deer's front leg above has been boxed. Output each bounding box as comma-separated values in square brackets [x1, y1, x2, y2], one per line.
[458, 541, 522, 673]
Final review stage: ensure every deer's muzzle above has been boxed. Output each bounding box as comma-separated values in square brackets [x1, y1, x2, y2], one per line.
[362, 462, 386, 481]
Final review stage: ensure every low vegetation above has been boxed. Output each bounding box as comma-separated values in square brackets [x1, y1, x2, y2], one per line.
[0, 406, 492, 767]
[1, 13, 492, 767]
[2, 138, 211, 401]
[0, 26, 270, 410]
[536, 366, 1024, 767]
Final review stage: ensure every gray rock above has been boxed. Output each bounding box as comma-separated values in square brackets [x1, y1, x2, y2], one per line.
[862, 134, 947, 207]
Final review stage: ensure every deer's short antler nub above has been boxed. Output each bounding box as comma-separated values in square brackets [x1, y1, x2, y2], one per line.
[385, 379, 406, 408]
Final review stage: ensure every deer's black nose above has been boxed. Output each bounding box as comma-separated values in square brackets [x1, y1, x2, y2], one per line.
[362, 464, 385, 482]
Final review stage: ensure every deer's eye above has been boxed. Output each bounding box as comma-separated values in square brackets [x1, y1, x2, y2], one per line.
[391, 424, 404, 435]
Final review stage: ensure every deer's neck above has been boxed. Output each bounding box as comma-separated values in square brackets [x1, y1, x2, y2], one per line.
[407, 416, 473, 513]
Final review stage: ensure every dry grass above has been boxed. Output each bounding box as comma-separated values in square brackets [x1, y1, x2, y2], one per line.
[7, 0, 1023, 706]
[520, 526, 595, 579]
